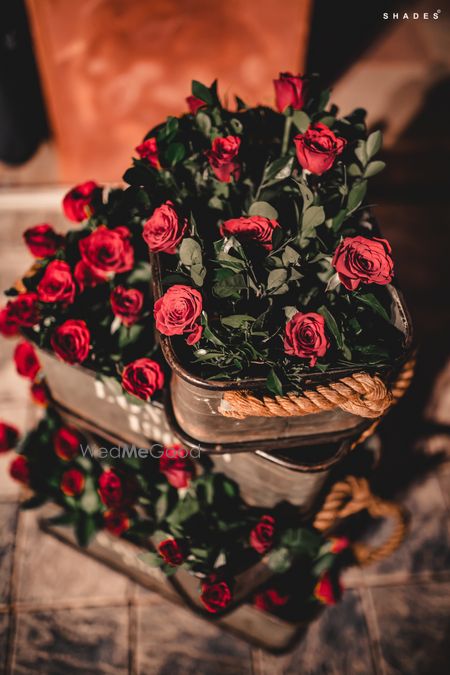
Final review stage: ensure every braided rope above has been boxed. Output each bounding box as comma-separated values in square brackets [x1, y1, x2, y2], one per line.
[313, 476, 407, 566]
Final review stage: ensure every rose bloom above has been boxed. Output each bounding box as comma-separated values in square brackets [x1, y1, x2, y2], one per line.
[74, 260, 106, 293]
[54, 426, 83, 461]
[220, 216, 280, 251]
[7, 292, 39, 327]
[0, 306, 19, 337]
[154, 284, 203, 345]
[250, 515, 276, 555]
[110, 286, 144, 326]
[294, 123, 346, 175]
[142, 201, 188, 254]
[206, 136, 241, 182]
[200, 574, 232, 613]
[62, 181, 99, 222]
[314, 571, 343, 606]
[135, 137, 160, 169]
[37, 260, 76, 305]
[121, 358, 164, 401]
[60, 468, 85, 497]
[330, 536, 350, 554]
[157, 538, 187, 566]
[51, 319, 90, 364]
[332, 236, 394, 291]
[103, 510, 130, 537]
[9, 455, 29, 484]
[0, 422, 19, 453]
[30, 381, 48, 407]
[14, 341, 41, 380]
[273, 72, 306, 112]
[98, 470, 137, 509]
[186, 95, 206, 114]
[79, 226, 134, 279]
[254, 587, 289, 613]
[159, 445, 194, 489]
[23, 224, 63, 258]
[284, 311, 329, 367]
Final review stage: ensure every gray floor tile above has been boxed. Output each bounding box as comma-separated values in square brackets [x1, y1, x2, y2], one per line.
[136, 595, 252, 675]
[0, 503, 18, 605]
[12, 605, 129, 675]
[370, 583, 450, 675]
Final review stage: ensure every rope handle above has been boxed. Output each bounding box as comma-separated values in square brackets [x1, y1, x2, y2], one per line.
[313, 476, 407, 566]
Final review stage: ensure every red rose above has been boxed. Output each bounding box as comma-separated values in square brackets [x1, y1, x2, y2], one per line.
[330, 536, 350, 554]
[332, 236, 394, 291]
[62, 181, 99, 222]
[60, 468, 85, 497]
[274, 72, 306, 112]
[98, 470, 137, 509]
[103, 510, 130, 536]
[0, 422, 19, 453]
[206, 136, 241, 182]
[110, 286, 143, 326]
[254, 587, 289, 613]
[23, 224, 63, 258]
[54, 426, 83, 461]
[37, 260, 76, 305]
[142, 201, 188, 254]
[135, 137, 160, 169]
[154, 285, 202, 345]
[186, 95, 206, 114]
[159, 445, 194, 489]
[14, 341, 41, 380]
[220, 216, 280, 250]
[294, 123, 346, 175]
[74, 260, 105, 293]
[157, 538, 187, 566]
[51, 319, 90, 364]
[30, 381, 48, 406]
[121, 358, 164, 401]
[200, 574, 232, 613]
[9, 455, 29, 484]
[250, 515, 276, 555]
[314, 571, 343, 606]
[7, 293, 39, 327]
[284, 312, 329, 367]
[79, 226, 134, 278]
[0, 306, 19, 337]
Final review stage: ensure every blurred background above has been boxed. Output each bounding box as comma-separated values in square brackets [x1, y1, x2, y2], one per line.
[0, 0, 450, 673]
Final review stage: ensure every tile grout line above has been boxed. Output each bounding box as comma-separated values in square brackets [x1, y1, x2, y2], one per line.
[358, 586, 387, 675]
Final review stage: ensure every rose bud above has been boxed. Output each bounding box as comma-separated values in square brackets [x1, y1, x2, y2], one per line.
[9, 455, 29, 484]
[250, 514, 276, 555]
[23, 224, 63, 258]
[7, 292, 39, 327]
[74, 260, 105, 293]
[200, 573, 232, 613]
[329, 537, 350, 554]
[332, 236, 394, 291]
[157, 538, 188, 566]
[159, 445, 194, 489]
[0, 306, 19, 337]
[135, 137, 160, 169]
[294, 123, 346, 175]
[54, 426, 83, 461]
[79, 226, 134, 279]
[274, 72, 306, 113]
[62, 181, 99, 222]
[30, 381, 48, 407]
[110, 286, 144, 326]
[254, 587, 289, 613]
[103, 510, 130, 537]
[98, 470, 137, 509]
[154, 284, 203, 345]
[206, 136, 241, 182]
[314, 571, 343, 606]
[142, 201, 188, 254]
[186, 95, 206, 114]
[284, 311, 329, 367]
[0, 422, 19, 453]
[37, 260, 76, 305]
[50, 319, 90, 364]
[220, 216, 280, 251]
[121, 358, 164, 401]
[60, 468, 85, 497]
[14, 341, 41, 380]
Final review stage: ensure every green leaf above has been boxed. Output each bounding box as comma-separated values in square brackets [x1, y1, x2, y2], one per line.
[297, 180, 314, 213]
[347, 163, 363, 177]
[213, 273, 247, 298]
[318, 305, 344, 350]
[221, 314, 255, 328]
[190, 263, 206, 287]
[202, 324, 226, 347]
[267, 547, 293, 574]
[75, 513, 97, 548]
[364, 161, 386, 178]
[192, 80, 213, 105]
[179, 238, 202, 266]
[282, 245, 301, 266]
[229, 118, 243, 134]
[347, 180, 367, 212]
[267, 268, 288, 291]
[196, 112, 212, 135]
[263, 156, 293, 183]
[356, 292, 390, 322]
[312, 552, 335, 576]
[248, 201, 278, 220]
[118, 323, 144, 350]
[165, 142, 185, 166]
[126, 261, 152, 285]
[292, 110, 311, 133]
[302, 205, 325, 236]
[266, 368, 283, 396]
[366, 130, 382, 159]
[354, 140, 367, 166]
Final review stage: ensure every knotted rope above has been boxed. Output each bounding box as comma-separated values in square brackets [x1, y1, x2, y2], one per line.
[313, 476, 407, 566]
